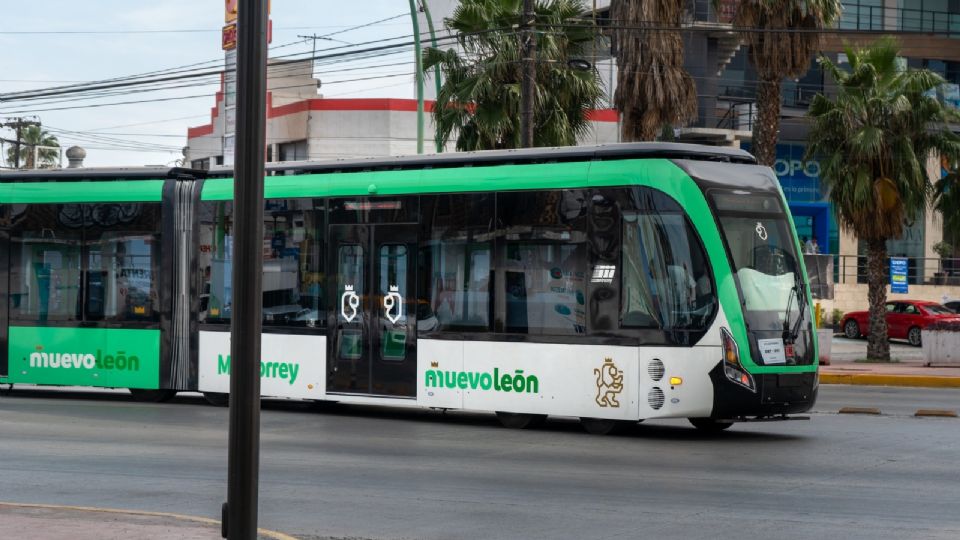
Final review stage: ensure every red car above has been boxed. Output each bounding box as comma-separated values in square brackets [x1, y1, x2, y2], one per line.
[840, 300, 960, 346]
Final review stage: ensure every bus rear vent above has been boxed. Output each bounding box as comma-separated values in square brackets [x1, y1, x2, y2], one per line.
[648, 387, 665, 410]
[648, 359, 665, 381]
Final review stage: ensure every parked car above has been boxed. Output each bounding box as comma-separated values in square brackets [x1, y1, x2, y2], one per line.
[840, 300, 960, 346]
[944, 299, 960, 314]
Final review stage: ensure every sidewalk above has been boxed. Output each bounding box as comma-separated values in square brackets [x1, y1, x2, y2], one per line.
[0, 503, 298, 540]
[820, 335, 960, 388]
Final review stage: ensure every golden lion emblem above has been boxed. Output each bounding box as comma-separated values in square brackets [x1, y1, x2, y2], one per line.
[594, 358, 624, 408]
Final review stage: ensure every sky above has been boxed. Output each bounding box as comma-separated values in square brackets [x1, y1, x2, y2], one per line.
[0, 1, 428, 168]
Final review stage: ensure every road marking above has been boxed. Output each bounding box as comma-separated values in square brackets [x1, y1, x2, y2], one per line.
[0, 502, 299, 540]
[914, 409, 959, 418]
[838, 407, 881, 415]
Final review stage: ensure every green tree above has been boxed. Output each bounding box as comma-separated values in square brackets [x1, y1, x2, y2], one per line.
[718, 0, 841, 165]
[934, 160, 960, 246]
[611, 0, 696, 141]
[423, 0, 604, 150]
[807, 37, 960, 360]
[5, 125, 60, 169]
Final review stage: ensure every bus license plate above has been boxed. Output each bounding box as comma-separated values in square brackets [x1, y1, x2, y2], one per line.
[758, 338, 786, 365]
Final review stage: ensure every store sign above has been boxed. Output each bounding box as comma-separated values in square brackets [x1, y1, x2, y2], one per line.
[222, 23, 237, 50]
[4, 326, 160, 389]
[742, 142, 827, 204]
[890, 257, 909, 293]
[225, 0, 238, 23]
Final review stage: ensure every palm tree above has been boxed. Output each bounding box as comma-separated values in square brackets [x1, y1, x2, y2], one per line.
[718, 0, 841, 165]
[611, 0, 696, 141]
[934, 160, 960, 247]
[807, 37, 960, 361]
[5, 126, 60, 169]
[423, 0, 604, 150]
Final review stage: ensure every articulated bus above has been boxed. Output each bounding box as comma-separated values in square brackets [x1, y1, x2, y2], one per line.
[0, 143, 816, 433]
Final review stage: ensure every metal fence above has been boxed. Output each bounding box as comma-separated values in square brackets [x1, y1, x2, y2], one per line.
[833, 255, 960, 286]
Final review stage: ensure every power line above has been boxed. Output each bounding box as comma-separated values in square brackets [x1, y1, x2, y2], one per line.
[0, 29, 453, 104]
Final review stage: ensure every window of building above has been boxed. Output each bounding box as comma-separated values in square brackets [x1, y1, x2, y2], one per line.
[278, 140, 309, 162]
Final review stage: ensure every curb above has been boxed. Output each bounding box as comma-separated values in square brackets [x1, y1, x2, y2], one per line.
[838, 406, 881, 415]
[915, 409, 959, 418]
[0, 502, 298, 540]
[820, 373, 960, 388]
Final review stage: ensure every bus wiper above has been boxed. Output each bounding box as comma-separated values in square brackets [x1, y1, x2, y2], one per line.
[782, 270, 807, 345]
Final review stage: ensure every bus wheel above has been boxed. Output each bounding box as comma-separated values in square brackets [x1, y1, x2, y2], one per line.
[203, 392, 229, 407]
[496, 412, 546, 430]
[579, 417, 623, 435]
[688, 418, 734, 432]
[129, 389, 177, 403]
[310, 400, 339, 412]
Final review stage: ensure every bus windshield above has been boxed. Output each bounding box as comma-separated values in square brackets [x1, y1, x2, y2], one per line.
[712, 191, 808, 350]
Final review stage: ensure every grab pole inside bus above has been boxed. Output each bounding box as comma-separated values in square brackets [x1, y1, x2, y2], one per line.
[223, 0, 267, 538]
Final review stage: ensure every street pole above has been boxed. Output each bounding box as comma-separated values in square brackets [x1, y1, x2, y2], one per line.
[520, 0, 536, 148]
[408, 0, 425, 154]
[1, 118, 40, 169]
[420, 0, 443, 153]
[15, 124, 23, 169]
[222, 0, 267, 538]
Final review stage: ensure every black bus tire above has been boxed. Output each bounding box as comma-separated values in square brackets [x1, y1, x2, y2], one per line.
[496, 411, 546, 430]
[129, 389, 177, 403]
[203, 392, 230, 407]
[688, 418, 734, 432]
[579, 417, 626, 435]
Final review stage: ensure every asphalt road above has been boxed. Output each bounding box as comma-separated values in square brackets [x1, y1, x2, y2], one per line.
[0, 387, 958, 540]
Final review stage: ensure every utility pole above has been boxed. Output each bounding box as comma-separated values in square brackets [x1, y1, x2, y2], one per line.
[222, 0, 267, 538]
[520, 0, 536, 148]
[297, 34, 351, 71]
[1, 117, 40, 169]
[408, 0, 425, 154]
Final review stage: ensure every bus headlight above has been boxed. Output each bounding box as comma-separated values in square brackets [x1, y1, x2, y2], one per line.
[721, 327, 756, 393]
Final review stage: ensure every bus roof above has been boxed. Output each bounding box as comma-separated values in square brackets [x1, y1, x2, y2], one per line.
[0, 166, 203, 182]
[209, 142, 756, 177]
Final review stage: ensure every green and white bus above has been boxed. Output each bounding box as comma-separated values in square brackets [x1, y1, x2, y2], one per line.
[0, 143, 817, 432]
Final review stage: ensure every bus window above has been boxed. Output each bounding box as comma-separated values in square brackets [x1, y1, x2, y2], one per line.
[87, 233, 160, 322]
[419, 193, 493, 333]
[621, 189, 716, 338]
[9, 222, 83, 323]
[496, 190, 588, 336]
[197, 199, 325, 328]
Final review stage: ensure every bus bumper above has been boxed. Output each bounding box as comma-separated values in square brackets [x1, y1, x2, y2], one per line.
[707, 362, 818, 419]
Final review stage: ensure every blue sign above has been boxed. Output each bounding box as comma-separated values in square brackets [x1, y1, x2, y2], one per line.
[742, 142, 827, 203]
[890, 257, 909, 293]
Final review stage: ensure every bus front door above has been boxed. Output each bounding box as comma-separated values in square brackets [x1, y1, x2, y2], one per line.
[329, 224, 417, 397]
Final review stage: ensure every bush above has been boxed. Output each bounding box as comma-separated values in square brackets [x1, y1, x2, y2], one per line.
[933, 241, 953, 259]
[926, 320, 960, 332]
